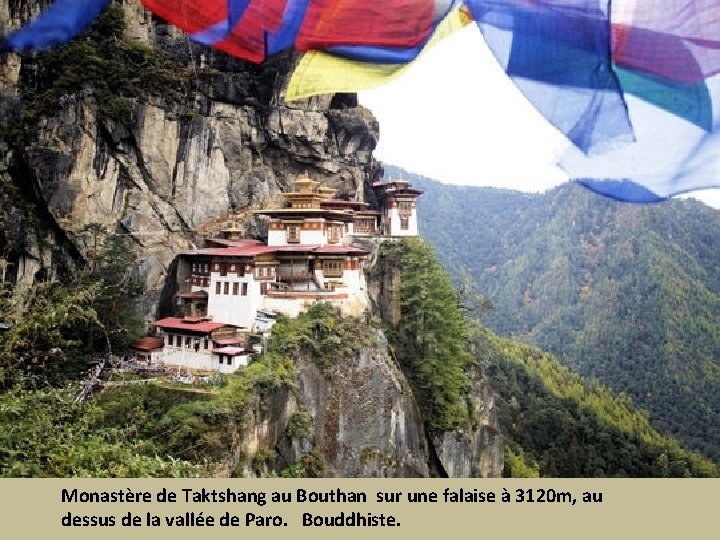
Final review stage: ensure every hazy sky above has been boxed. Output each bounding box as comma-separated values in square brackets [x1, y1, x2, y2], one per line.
[358, 24, 720, 209]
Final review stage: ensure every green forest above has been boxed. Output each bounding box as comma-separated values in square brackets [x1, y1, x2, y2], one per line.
[388, 164, 720, 464]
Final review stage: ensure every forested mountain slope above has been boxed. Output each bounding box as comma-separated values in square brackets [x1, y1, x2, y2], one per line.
[385, 165, 720, 463]
[474, 324, 717, 477]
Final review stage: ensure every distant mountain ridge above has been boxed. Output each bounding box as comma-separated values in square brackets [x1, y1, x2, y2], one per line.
[384, 164, 720, 463]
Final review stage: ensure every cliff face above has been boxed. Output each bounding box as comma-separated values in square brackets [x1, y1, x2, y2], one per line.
[228, 328, 502, 478]
[0, 1, 380, 315]
[432, 364, 504, 478]
[231, 330, 431, 478]
[0, 1, 502, 478]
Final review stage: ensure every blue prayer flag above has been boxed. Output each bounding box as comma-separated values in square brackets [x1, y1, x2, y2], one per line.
[4, 0, 112, 51]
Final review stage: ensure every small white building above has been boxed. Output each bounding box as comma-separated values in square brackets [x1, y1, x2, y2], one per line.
[149, 317, 250, 373]
[131, 336, 164, 365]
[372, 179, 423, 237]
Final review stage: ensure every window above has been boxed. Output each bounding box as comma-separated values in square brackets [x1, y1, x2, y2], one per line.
[218, 355, 224, 365]
[204, 338, 209, 350]
[260, 282, 268, 295]
[175, 335, 182, 347]
[192, 263, 197, 272]
[185, 336, 191, 348]
[230, 264, 236, 272]
[215, 282, 221, 294]
[242, 283, 248, 296]
[399, 201, 413, 213]
[287, 225, 300, 243]
[233, 282, 239, 295]
[214, 263, 220, 272]
[328, 225, 341, 244]
[166, 335, 172, 346]
[323, 260, 343, 278]
[220, 264, 228, 276]
[400, 217, 409, 231]
[227, 356, 233, 366]
[223, 282, 229, 295]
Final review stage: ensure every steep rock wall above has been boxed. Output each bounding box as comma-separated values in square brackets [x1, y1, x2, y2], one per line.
[225, 329, 430, 478]
[0, 1, 381, 316]
[225, 326, 502, 478]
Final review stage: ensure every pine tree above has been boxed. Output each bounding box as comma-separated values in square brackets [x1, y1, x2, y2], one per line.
[388, 238, 470, 431]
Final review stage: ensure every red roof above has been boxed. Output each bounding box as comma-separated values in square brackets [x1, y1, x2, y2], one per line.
[212, 346, 247, 356]
[182, 243, 369, 259]
[152, 317, 230, 334]
[132, 336, 165, 351]
[256, 208, 355, 221]
[213, 337, 244, 346]
[182, 245, 277, 257]
[372, 180, 423, 198]
[274, 244, 321, 253]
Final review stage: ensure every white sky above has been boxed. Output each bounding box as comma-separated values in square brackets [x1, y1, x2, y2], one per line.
[358, 24, 720, 209]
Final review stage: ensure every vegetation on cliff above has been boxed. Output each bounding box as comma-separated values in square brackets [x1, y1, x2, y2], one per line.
[268, 302, 376, 375]
[0, 226, 144, 388]
[19, 4, 191, 126]
[381, 238, 472, 432]
[0, 340, 297, 477]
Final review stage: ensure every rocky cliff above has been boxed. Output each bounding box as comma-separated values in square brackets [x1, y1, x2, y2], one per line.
[224, 328, 502, 478]
[229, 330, 431, 478]
[0, 0, 380, 316]
[0, 0, 502, 478]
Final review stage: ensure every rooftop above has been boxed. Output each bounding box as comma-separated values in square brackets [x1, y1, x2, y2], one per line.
[212, 346, 248, 356]
[132, 336, 165, 351]
[184, 244, 369, 258]
[152, 317, 231, 334]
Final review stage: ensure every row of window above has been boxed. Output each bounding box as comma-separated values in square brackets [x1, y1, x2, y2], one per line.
[162, 335, 240, 366]
[354, 218, 377, 233]
[194, 268, 273, 284]
[166, 335, 210, 350]
[215, 281, 249, 296]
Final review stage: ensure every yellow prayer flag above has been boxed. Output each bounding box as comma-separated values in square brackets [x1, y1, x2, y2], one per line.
[285, 6, 473, 102]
